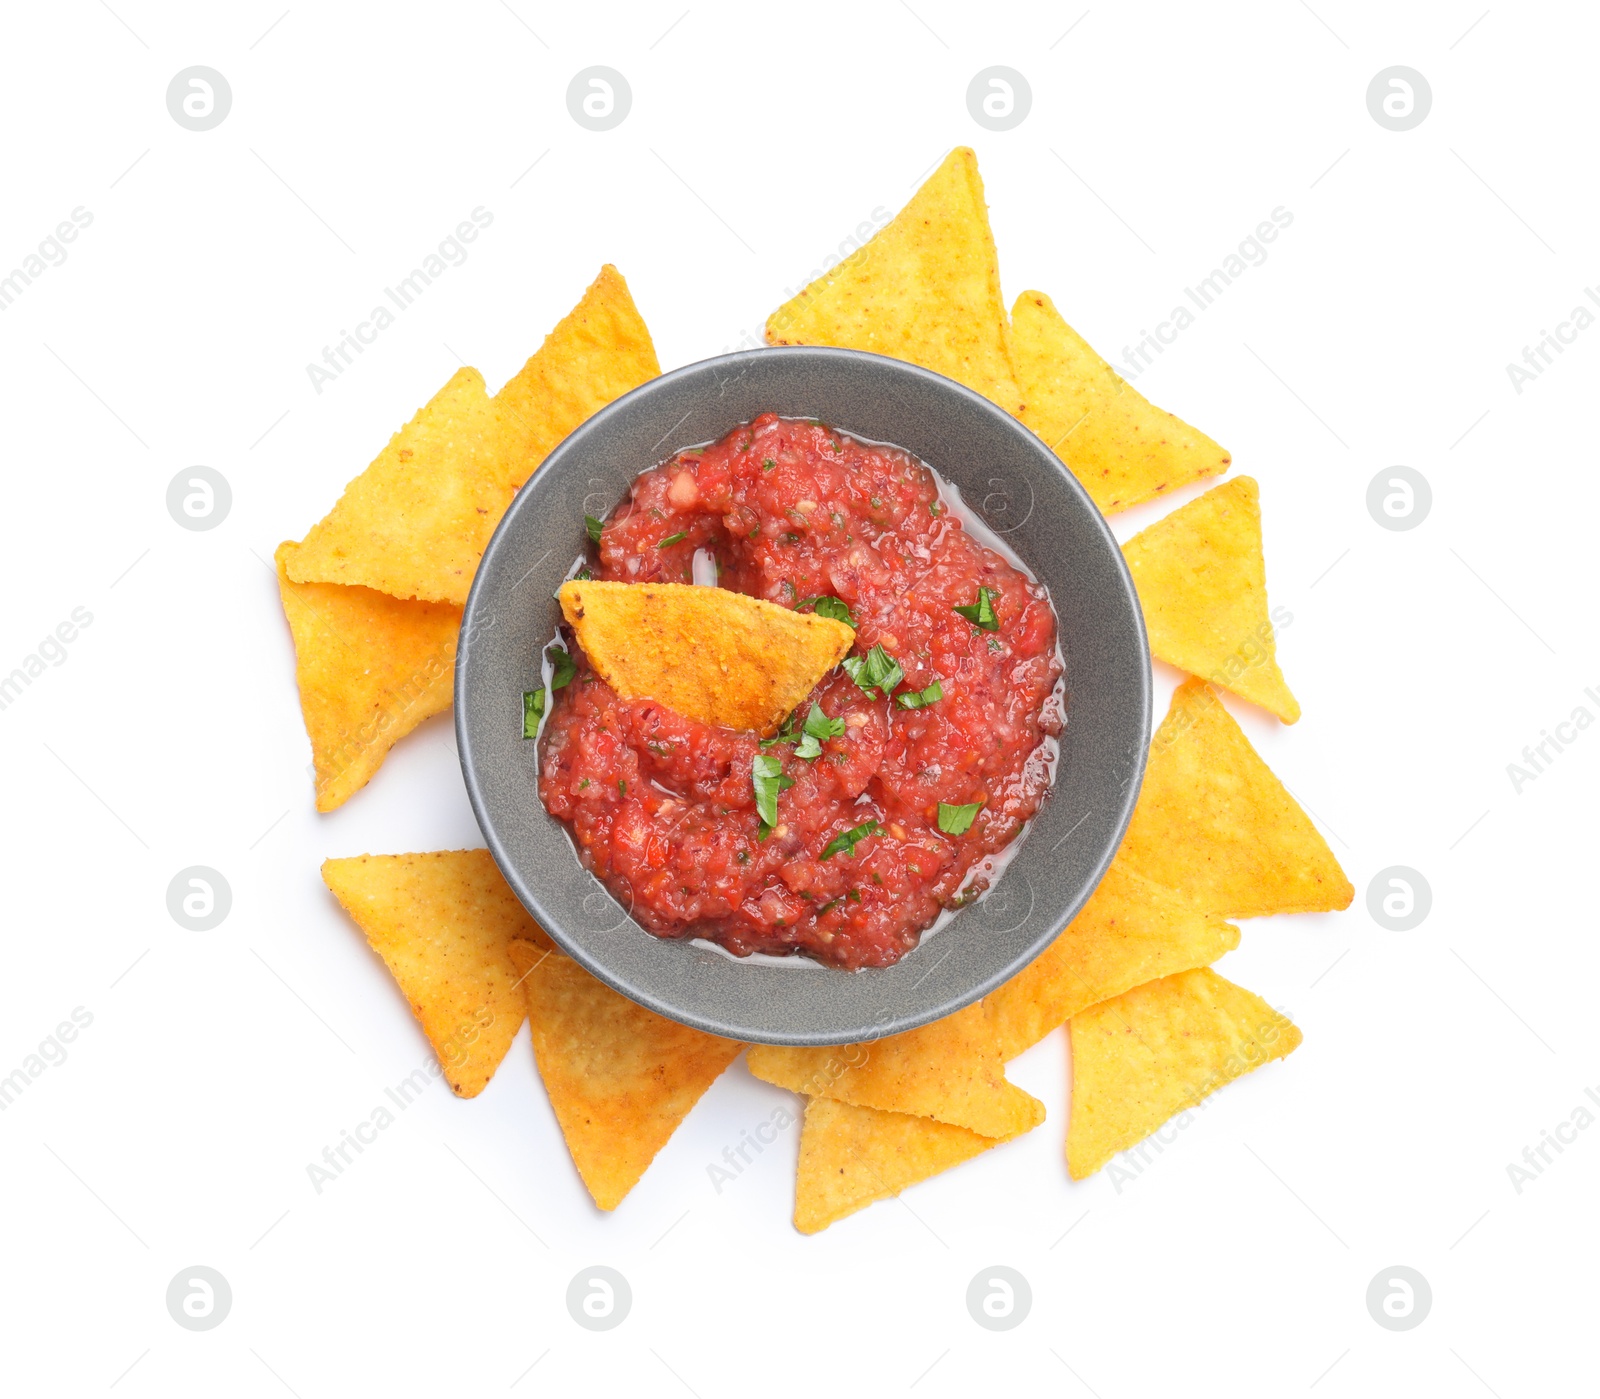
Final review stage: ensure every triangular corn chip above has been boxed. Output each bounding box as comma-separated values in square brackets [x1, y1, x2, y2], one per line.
[986, 863, 1240, 1061]
[748, 1002, 1042, 1138]
[559, 580, 854, 735]
[321, 850, 543, 1097]
[284, 367, 521, 605]
[1012, 291, 1229, 514]
[274, 543, 459, 812]
[507, 940, 742, 1210]
[1122, 477, 1299, 723]
[1119, 680, 1353, 917]
[1067, 967, 1301, 1178]
[766, 148, 1023, 413]
[493, 264, 661, 486]
[794, 1093, 1042, 1234]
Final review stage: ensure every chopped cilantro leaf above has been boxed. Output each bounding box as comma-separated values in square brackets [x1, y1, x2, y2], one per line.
[576, 566, 592, 581]
[793, 703, 843, 761]
[953, 586, 999, 631]
[751, 753, 794, 827]
[841, 643, 903, 698]
[585, 514, 604, 545]
[521, 688, 545, 738]
[547, 644, 576, 691]
[896, 679, 943, 710]
[762, 457, 776, 471]
[937, 800, 983, 835]
[803, 703, 846, 742]
[658, 531, 688, 548]
[800, 596, 856, 626]
[820, 818, 881, 861]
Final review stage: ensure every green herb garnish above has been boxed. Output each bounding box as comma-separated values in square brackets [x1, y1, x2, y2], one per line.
[585, 514, 604, 544]
[793, 703, 845, 759]
[751, 753, 794, 828]
[759, 708, 803, 752]
[896, 679, 943, 710]
[762, 457, 776, 471]
[658, 531, 688, 548]
[796, 595, 856, 627]
[820, 818, 881, 861]
[953, 586, 999, 632]
[841, 643, 903, 698]
[547, 644, 576, 691]
[521, 688, 545, 738]
[937, 800, 983, 835]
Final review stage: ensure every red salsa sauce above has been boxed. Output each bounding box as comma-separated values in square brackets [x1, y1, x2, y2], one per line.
[538, 414, 1063, 970]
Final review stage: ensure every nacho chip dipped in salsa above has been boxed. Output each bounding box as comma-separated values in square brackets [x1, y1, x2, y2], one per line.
[535, 414, 1064, 970]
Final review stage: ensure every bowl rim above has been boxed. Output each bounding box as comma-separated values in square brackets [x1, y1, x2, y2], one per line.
[457, 345, 1150, 1044]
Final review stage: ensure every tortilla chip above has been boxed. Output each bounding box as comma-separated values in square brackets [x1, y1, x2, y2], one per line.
[275, 542, 459, 812]
[766, 148, 1023, 414]
[1067, 968, 1301, 1178]
[507, 940, 742, 1210]
[321, 850, 544, 1097]
[493, 264, 661, 487]
[559, 581, 854, 735]
[794, 1094, 1042, 1234]
[1120, 680, 1353, 917]
[1012, 291, 1229, 514]
[748, 1003, 1042, 1138]
[986, 863, 1240, 1061]
[284, 367, 520, 605]
[1122, 477, 1300, 723]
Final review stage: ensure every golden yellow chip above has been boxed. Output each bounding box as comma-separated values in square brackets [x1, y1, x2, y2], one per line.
[559, 580, 854, 735]
[275, 543, 459, 812]
[985, 863, 1240, 1061]
[322, 850, 544, 1097]
[794, 1093, 1042, 1234]
[766, 148, 1024, 413]
[493, 264, 661, 487]
[284, 367, 520, 605]
[508, 940, 742, 1210]
[1120, 680, 1353, 917]
[1122, 477, 1300, 723]
[1067, 967, 1301, 1178]
[748, 1002, 1042, 1138]
[1012, 290, 1229, 514]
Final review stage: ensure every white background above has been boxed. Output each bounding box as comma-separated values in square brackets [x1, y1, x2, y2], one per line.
[1, 1, 1595, 1394]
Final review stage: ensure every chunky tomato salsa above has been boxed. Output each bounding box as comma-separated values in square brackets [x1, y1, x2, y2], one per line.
[538, 414, 1063, 969]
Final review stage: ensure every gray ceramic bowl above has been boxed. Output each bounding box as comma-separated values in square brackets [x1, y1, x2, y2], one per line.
[457, 347, 1149, 1045]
